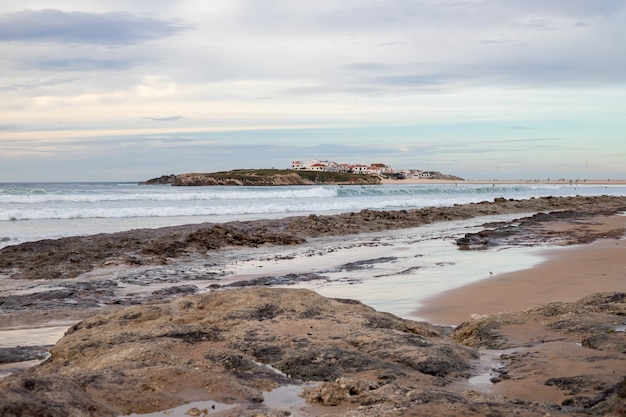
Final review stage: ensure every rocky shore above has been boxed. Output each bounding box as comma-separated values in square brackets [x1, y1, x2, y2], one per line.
[141, 170, 382, 186]
[2, 195, 624, 283]
[1, 289, 625, 416]
[1, 195, 626, 416]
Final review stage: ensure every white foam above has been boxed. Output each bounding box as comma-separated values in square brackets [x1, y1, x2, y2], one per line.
[2, 182, 625, 248]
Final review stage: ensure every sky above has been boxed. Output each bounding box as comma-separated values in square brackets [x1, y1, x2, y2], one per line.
[1, 0, 625, 181]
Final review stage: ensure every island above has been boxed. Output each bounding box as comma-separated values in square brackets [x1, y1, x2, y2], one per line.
[140, 169, 383, 186]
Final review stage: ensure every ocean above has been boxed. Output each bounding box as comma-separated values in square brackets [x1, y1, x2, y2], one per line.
[2, 181, 626, 249]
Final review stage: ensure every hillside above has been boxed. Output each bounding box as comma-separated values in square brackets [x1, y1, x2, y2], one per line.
[140, 169, 382, 186]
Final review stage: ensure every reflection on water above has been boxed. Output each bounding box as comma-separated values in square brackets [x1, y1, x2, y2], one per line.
[263, 384, 310, 409]
[125, 400, 236, 417]
[0, 357, 50, 379]
[121, 384, 312, 417]
[217, 214, 548, 320]
[452, 347, 520, 392]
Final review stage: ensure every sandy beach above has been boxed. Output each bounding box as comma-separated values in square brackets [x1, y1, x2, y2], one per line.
[380, 177, 626, 185]
[417, 213, 626, 326]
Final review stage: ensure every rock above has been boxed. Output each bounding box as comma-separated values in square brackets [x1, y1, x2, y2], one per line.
[451, 292, 626, 415]
[0, 374, 115, 417]
[302, 377, 379, 406]
[0, 346, 51, 364]
[319, 381, 348, 406]
[19, 288, 473, 415]
[582, 333, 626, 353]
[151, 284, 199, 296]
[139, 174, 176, 185]
[456, 207, 626, 249]
[3, 289, 626, 416]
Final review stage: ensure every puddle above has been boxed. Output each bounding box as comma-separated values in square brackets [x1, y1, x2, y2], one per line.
[0, 357, 50, 379]
[467, 350, 505, 386]
[453, 348, 521, 391]
[0, 324, 76, 348]
[121, 384, 312, 416]
[125, 400, 236, 416]
[263, 384, 309, 409]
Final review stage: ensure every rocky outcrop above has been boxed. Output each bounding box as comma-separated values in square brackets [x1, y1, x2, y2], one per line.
[2, 288, 473, 415]
[171, 172, 316, 186]
[2, 195, 625, 283]
[426, 171, 465, 181]
[451, 292, 626, 415]
[2, 289, 625, 416]
[140, 174, 176, 185]
[456, 208, 626, 249]
[0, 375, 115, 417]
[141, 170, 382, 186]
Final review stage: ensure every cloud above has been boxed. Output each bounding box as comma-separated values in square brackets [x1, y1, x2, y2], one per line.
[0, 9, 188, 45]
[1, 2, 625, 181]
[342, 63, 393, 71]
[35, 57, 134, 72]
[365, 74, 452, 91]
[144, 116, 185, 122]
[0, 78, 71, 92]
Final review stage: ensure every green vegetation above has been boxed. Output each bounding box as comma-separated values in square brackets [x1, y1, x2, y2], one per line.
[296, 170, 380, 183]
[141, 169, 383, 186]
[207, 169, 381, 184]
[209, 169, 293, 179]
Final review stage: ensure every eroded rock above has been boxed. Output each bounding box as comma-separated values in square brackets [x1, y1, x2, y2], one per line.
[2, 289, 625, 416]
[451, 292, 626, 415]
[18, 288, 470, 415]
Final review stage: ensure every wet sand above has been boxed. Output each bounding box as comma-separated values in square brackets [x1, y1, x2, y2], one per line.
[416, 214, 626, 326]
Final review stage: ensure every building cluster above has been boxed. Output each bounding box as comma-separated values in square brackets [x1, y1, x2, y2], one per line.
[291, 160, 435, 179]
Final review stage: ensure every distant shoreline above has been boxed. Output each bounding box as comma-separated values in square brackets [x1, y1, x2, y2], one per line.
[380, 178, 626, 185]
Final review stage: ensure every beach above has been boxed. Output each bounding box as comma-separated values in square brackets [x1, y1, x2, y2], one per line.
[380, 178, 626, 185]
[1, 194, 625, 416]
[416, 212, 626, 325]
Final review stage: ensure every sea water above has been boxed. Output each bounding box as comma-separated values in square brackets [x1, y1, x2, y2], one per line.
[2, 181, 625, 249]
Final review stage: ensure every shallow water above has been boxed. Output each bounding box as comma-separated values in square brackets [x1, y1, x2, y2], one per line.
[204, 214, 548, 320]
[0, 322, 77, 348]
[125, 399, 236, 416]
[0, 214, 546, 353]
[120, 384, 313, 417]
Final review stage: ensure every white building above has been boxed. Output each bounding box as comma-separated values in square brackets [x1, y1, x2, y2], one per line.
[291, 159, 395, 175]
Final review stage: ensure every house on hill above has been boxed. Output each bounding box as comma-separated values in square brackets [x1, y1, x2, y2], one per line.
[291, 159, 393, 175]
[368, 163, 391, 175]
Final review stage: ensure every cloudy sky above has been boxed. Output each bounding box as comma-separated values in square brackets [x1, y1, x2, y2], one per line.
[1, 0, 625, 181]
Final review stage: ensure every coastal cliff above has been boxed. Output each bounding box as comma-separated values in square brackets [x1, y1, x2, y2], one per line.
[141, 169, 382, 186]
